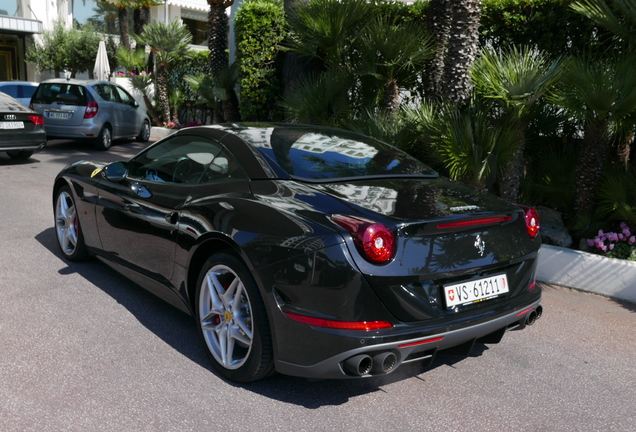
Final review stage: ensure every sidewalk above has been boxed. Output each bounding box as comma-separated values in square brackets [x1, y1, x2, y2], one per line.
[537, 244, 636, 303]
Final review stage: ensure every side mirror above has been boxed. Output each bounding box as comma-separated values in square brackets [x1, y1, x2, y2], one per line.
[134, 100, 139, 108]
[103, 161, 128, 181]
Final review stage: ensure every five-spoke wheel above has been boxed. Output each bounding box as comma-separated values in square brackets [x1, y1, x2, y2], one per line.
[196, 253, 273, 382]
[54, 186, 88, 261]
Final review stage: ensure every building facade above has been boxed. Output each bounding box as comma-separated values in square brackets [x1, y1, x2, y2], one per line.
[0, 0, 229, 82]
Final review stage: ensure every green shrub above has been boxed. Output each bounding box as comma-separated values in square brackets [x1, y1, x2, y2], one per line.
[481, 0, 610, 59]
[235, 0, 286, 121]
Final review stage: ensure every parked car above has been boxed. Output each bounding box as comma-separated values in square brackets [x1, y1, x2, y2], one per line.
[0, 91, 46, 160]
[53, 123, 542, 382]
[30, 79, 151, 151]
[0, 81, 39, 106]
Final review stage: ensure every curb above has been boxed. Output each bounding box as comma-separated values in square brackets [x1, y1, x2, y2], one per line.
[537, 244, 636, 303]
[150, 127, 177, 141]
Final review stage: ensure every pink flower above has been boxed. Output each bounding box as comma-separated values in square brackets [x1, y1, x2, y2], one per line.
[609, 244, 615, 251]
[607, 232, 619, 242]
[630, 236, 635, 245]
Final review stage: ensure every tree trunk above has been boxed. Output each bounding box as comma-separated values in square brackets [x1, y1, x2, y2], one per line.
[442, 0, 482, 104]
[208, 6, 229, 75]
[423, 0, 452, 101]
[156, 64, 171, 124]
[118, 7, 130, 50]
[383, 78, 400, 114]
[575, 121, 610, 214]
[498, 126, 526, 202]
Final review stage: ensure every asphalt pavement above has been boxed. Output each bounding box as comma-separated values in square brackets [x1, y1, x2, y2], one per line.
[1, 139, 634, 432]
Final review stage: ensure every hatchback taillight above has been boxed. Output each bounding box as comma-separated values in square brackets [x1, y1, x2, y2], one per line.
[332, 214, 395, 264]
[84, 101, 98, 119]
[517, 205, 540, 238]
[28, 114, 44, 126]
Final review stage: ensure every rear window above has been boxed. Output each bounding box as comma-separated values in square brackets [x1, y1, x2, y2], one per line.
[234, 125, 438, 181]
[32, 83, 88, 106]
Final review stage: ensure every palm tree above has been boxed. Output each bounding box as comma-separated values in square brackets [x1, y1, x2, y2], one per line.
[435, 97, 517, 190]
[285, 0, 372, 72]
[425, 0, 482, 104]
[133, 19, 193, 124]
[207, 0, 234, 74]
[471, 45, 562, 202]
[357, 17, 435, 114]
[571, 0, 636, 50]
[114, 0, 131, 49]
[552, 54, 636, 214]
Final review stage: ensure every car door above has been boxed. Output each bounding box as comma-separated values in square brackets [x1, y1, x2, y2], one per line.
[93, 84, 125, 137]
[94, 134, 226, 289]
[112, 84, 139, 137]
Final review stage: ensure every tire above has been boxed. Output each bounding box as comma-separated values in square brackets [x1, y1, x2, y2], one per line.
[94, 125, 112, 151]
[195, 252, 274, 382]
[7, 150, 34, 160]
[136, 121, 150, 142]
[54, 186, 89, 261]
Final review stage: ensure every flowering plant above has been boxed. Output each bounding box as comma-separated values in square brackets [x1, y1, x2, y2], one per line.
[587, 222, 636, 261]
[162, 121, 182, 129]
[116, 70, 152, 77]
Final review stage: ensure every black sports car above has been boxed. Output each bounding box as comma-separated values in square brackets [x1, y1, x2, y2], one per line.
[53, 123, 542, 382]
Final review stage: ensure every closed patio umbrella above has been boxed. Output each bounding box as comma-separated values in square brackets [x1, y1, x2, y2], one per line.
[93, 40, 111, 81]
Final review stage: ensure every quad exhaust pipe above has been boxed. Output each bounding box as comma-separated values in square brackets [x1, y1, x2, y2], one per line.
[343, 351, 398, 376]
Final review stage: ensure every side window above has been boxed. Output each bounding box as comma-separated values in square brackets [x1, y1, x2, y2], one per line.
[199, 148, 247, 184]
[128, 135, 227, 184]
[1, 85, 17, 97]
[114, 86, 135, 106]
[94, 84, 118, 103]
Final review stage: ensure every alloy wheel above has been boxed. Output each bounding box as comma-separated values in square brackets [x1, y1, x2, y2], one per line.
[199, 264, 254, 370]
[55, 190, 79, 256]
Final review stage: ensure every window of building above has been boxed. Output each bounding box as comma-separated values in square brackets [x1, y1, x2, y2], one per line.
[73, 0, 118, 34]
[181, 9, 207, 46]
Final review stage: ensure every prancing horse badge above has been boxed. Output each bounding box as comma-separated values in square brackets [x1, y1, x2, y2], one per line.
[474, 234, 486, 256]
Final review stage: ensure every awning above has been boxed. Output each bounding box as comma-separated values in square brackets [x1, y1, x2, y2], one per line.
[167, 0, 209, 12]
[0, 15, 42, 34]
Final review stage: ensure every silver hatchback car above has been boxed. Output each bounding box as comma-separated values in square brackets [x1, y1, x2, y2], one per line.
[30, 79, 151, 150]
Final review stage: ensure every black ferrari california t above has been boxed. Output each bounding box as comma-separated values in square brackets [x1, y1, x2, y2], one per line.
[53, 123, 542, 382]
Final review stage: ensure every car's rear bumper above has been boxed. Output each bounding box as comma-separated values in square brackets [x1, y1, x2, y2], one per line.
[0, 131, 46, 152]
[274, 298, 542, 379]
[44, 122, 101, 139]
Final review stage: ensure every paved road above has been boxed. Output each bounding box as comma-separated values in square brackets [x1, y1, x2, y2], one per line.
[1, 140, 635, 432]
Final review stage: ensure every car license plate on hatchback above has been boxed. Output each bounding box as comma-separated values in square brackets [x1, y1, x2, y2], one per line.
[46, 111, 70, 119]
[444, 274, 509, 308]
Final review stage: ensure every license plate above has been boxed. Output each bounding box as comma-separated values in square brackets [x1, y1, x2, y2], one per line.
[47, 111, 70, 119]
[0, 121, 24, 129]
[444, 274, 509, 308]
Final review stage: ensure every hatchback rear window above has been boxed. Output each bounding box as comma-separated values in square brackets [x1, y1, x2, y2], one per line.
[32, 83, 88, 106]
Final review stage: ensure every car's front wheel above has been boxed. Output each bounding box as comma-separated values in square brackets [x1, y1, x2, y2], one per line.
[54, 186, 89, 261]
[195, 253, 274, 382]
[94, 125, 112, 151]
[137, 121, 150, 142]
[7, 150, 34, 160]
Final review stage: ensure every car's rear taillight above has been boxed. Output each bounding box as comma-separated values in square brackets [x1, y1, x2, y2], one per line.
[84, 101, 98, 119]
[517, 205, 540, 238]
[332, 214, 395, 264]
[28, 114, 44, 126]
